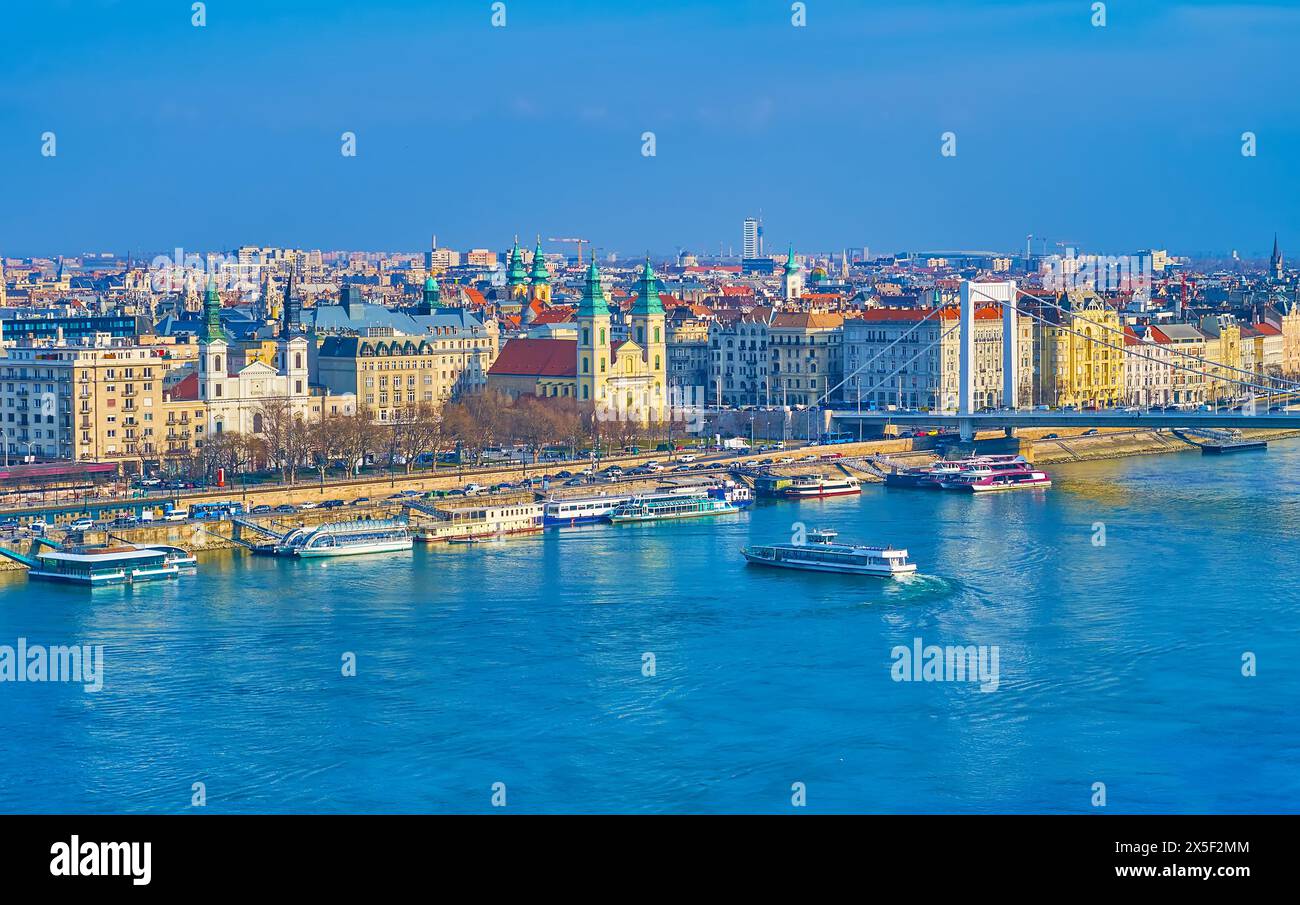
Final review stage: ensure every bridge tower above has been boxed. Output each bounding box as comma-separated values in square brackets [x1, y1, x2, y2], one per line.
[958, 280, 1019, 439]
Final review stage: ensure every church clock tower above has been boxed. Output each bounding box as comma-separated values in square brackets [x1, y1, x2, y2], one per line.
[575, 260, 610, 407]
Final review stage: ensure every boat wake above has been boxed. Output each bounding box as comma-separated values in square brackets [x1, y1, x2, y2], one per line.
[880, 572, 960, 600]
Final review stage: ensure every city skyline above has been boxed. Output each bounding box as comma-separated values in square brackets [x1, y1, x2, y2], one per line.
[2, 0, 1299, 256]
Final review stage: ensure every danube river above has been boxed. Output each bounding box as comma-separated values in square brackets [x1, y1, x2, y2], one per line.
[3, 443, 1299, 814]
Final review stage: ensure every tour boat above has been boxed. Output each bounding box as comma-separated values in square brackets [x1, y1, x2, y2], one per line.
[940, 463, 1051, 492]
[415, 502, 545, 543]
[542, 494, 632, 527]
[782, 474, 862, 498]
[275, 519, 413, 557]
[607, 489, 741, 524]
[740, 528, 916, 577]
[28, 546, 180, 585]
[886, 455, 1027, 489]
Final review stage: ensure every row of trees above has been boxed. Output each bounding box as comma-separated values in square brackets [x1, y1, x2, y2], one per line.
[181, 392, 693, 484]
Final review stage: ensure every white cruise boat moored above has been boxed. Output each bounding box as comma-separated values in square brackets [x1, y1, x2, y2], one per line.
[28, 546, 181, 585]
[275, 519, 413, 557]
[740, 528, 916, 577]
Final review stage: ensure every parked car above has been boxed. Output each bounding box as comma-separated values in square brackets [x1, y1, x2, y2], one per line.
[555, 470, 573, 479]
[274, 504, 297, 514]
[298, 501, 320, 510]
[321, 499, 346, 509]
[251, 505, 273, 515]
[1082, 429, 1099, 437]
[68, 518, 95, 532]
[464, 483, 483, 495]
[349, 497, 371, 506]
[1043, 433, 1059, 440]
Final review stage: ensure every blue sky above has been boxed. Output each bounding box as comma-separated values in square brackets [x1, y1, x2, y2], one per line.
[1, 0, 1297, 259]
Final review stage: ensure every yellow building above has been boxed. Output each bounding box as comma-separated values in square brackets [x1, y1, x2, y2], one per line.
[316, 326, 497, 424]
[1198, 315, 1243, 401]
[769, 311, 843, 406]
[1034, 290, 1123, 408]
[1, 338, 197, 471]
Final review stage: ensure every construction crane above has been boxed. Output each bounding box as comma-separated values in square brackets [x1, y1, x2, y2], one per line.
[548, 237, 589, 266]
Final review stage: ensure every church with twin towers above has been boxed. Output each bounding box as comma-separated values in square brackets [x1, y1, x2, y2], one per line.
[487, 245, 669, 424]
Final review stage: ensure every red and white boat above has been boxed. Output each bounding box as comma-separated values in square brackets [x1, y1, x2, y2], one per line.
[886, 455, 1027, 489]
[939, 461, 1051, 492]
[783, 474, 862, 498]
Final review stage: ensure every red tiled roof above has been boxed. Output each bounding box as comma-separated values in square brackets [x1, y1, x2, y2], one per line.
[168, 371, 199, 401]
[532, 306, 574, 325]
[1255, 323, 1283, 336]
[489, 338, 577, 378]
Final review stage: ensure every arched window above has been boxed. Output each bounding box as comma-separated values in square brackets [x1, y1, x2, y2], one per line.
[294, 352, 303, 370]
[253, 413, 264, 434]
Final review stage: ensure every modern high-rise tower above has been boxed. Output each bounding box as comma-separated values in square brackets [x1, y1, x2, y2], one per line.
[743, 218, 761, 260]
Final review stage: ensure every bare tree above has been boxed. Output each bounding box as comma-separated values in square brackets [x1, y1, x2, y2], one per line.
[339, 407, 376, 476]
[391, 402, 444, 473]
[308, 413, 351, 484]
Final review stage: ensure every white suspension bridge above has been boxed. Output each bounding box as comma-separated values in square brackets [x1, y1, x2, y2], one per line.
[826, 280, 1300, 441]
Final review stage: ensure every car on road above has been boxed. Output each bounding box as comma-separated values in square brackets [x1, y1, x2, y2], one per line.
[1043, 433, 1059, 440]
[676, 454, 697, 463]
[349, 497, 370, 506]
[68, 518, 95, 532]
[464, 483, 484, 495]
[1082, 429, 1099, 437]
[321, 499, 346, 509]
[274, 504, 297, 514]
[251, 505, 273, 514]
[298, 501, 320, 510]
[555, 470, 572, 479]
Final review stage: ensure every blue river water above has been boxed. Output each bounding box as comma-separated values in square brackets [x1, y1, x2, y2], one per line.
[2, 442, 1299, 814]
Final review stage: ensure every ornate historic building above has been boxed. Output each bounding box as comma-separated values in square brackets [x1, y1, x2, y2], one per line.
[488, 260, 668, 422]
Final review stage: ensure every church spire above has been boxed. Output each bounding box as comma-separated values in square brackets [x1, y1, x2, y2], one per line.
[420, 274, 441, 314]
[507, 236, 527, 287]
[280, 270, 298, 338]
[529, 235, 550, 285]
[631, 257, 664, 315]
[201, 276, 226, 343]
[576, 260, 609, 318]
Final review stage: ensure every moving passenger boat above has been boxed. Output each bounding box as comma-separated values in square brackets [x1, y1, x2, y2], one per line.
[274, 519, 413, 557]
[608, 489, 740, 524]
[782, 474, 862, 499]
[740, 528, 916, 576]
[940, 461, 1051, 492]
[27, 545, 180, 585]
